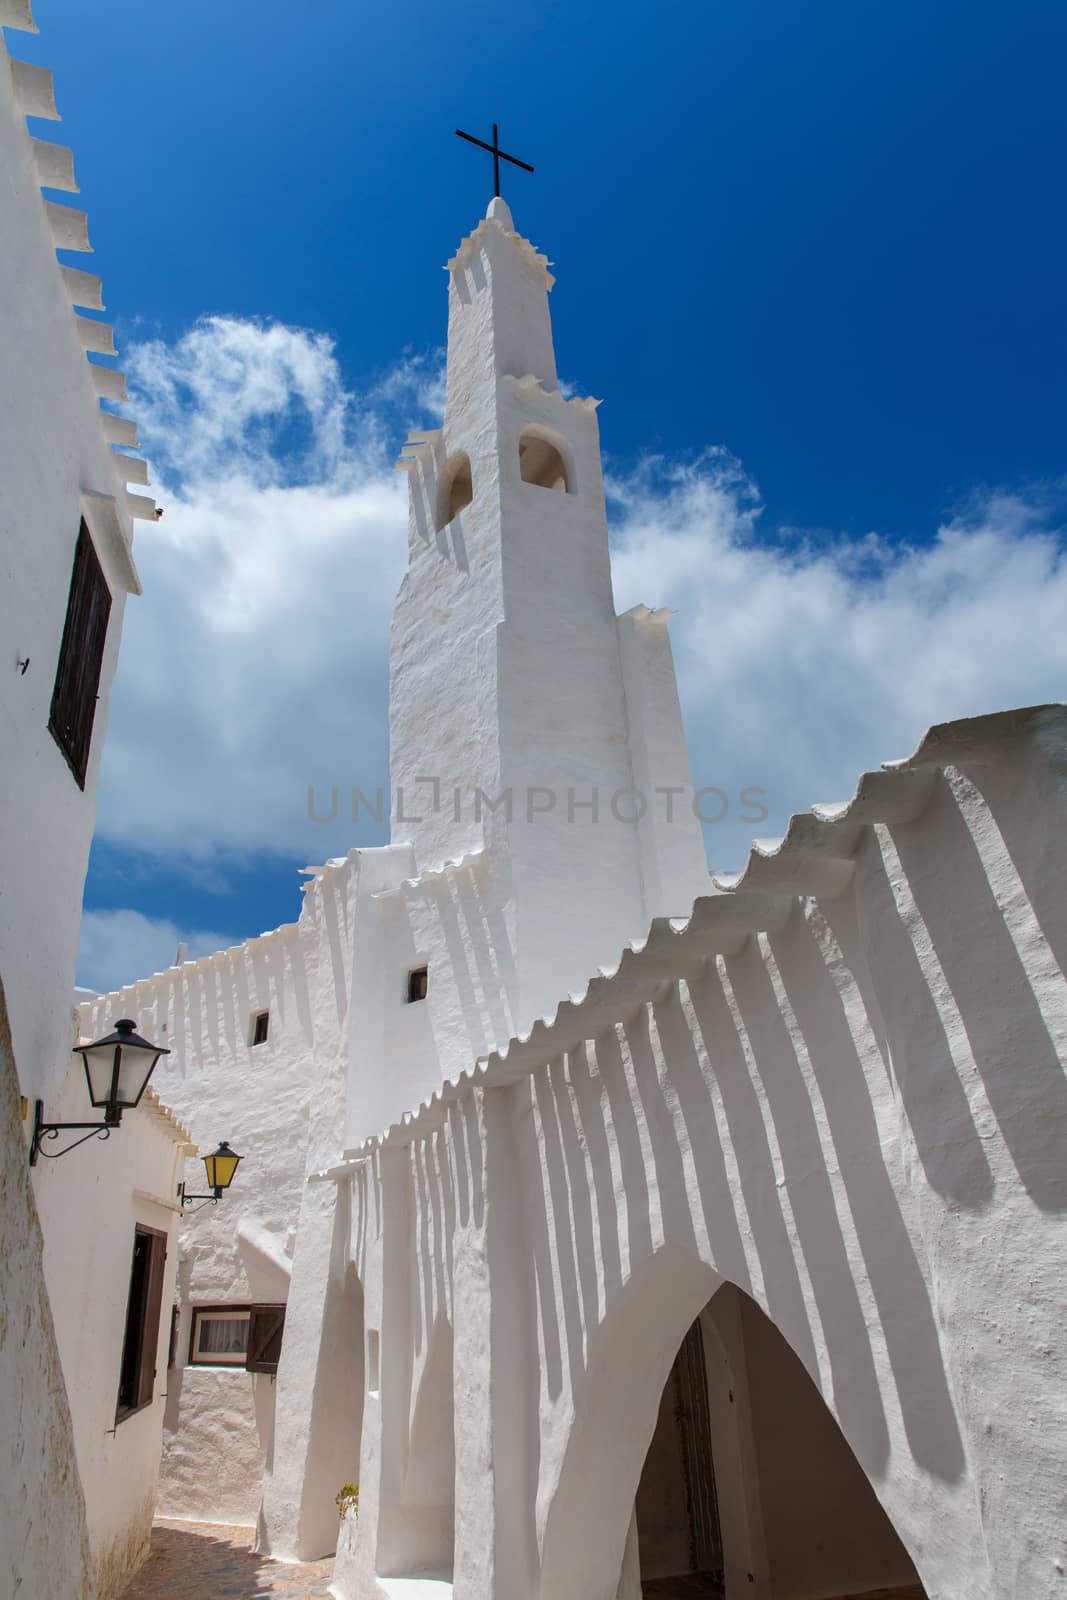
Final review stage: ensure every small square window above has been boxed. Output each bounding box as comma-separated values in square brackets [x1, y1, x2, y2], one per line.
[251, 1010, 270, 1046]
[407, 966, 428, 1003]
[189, 1307, 251, 1366]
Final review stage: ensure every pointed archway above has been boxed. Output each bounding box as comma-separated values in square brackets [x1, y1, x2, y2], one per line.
[540, 1251, 928, 1600]
[630, 1284, 926, 1598]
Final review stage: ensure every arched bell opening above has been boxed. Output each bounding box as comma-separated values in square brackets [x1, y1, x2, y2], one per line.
[436, 452, 473, 531]
[518, 426, 571, 493]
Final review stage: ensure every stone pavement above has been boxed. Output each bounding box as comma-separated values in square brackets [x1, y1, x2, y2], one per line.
[118, 1519, 335, 1599]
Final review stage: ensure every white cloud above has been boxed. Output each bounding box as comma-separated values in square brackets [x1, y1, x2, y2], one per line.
[98, 318, 424, 864]
[608, 453, 1067, 868]
[77, 909, 236, 996]
[96, 317, 1067, 890]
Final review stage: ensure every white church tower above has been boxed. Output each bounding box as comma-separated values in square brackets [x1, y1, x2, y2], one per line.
[388, 196, 707, 1064]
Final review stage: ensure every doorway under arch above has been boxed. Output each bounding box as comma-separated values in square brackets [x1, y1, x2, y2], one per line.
[632, 1284, 926, 1599]
[538, 1251, 926, 1600]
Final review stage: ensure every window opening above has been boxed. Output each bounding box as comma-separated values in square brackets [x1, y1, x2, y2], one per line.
[407, 965, 429, 1003]
[189, 1306, 252, 1366]
[251, 1010, 270, 1046]
[49, 518, 112, 788]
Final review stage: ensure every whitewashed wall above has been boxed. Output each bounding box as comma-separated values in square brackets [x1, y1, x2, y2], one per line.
[0, 26, 146, 1111]
[80, 902, 341, 1527]
[331, 715, 1067, 1600]
[0, 978, 94, 1600]
[33, 1051, 191, 1599]
[1, 11, 157, 1597]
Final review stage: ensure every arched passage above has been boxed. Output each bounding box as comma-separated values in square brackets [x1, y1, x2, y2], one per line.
[539, 1249, 719, 1600]
[540, 1253, 926, 1600]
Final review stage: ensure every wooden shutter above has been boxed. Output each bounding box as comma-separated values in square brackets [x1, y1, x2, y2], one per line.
[245, 1304, 286, 1374]
[117, 1224, 168, 1419]
[136, 1229, 168, 1410]
[48, 518, 112, 788]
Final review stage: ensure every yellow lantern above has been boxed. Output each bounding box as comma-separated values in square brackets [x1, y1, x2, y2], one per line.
[202, 1140, 242, 1196]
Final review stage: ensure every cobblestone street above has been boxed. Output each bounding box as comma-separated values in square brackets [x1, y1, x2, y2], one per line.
[119, 1520, 334, 1599]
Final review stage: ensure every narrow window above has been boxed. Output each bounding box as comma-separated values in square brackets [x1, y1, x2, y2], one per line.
[407, 965, 429, 1003]
[189, 1306, 252, 1366]
[245, 1304, 287, 1375]
[116, 1225, 167, 1420]
[251, 1010, 270, 1046]
[518, 429, 569, 493]
[368, 1328, 381, 1393]
[168, 1303, 180, 1369]
[49, 518, 112, 788]
[435, 453, 473, 530]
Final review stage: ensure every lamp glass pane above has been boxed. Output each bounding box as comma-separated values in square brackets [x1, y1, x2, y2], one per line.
[77, 1023, 164, 1110]
[111, 1043, 160, 1107]
[203, 1147, 241, 1190]
[80, 1041, 121, 1107]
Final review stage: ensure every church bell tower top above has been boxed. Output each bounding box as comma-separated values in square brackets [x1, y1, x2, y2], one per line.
[486, 195, 514, 229]
[444, 199, 555, 293]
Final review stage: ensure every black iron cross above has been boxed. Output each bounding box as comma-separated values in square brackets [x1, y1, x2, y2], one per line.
[455, 123, 534, 199]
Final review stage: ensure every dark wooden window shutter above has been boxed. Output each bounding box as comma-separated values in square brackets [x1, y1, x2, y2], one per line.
[116, 1225, 168, 1420]
[245, 1304, 286, 1374]
[48, 518, 112, 789]
[137, 1233, 167, 1409]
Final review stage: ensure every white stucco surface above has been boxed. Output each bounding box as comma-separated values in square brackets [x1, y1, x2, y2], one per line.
[79, 920, 317, 1528]
[0, 977, 93, 1600]
[323, 704, 1067, 1600]
[0, 24, 152, 1111]
[1, 10, 159, 1596]
[33, 1059, 193, 1598]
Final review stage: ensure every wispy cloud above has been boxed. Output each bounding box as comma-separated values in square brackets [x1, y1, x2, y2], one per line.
[608, 451, 1067, 866]
[94, 316, 1066, 902]
[77, 909, 236, 996]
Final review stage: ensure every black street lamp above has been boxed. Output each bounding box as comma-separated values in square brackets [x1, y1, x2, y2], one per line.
[30, 1018, 170, 1165]
[180, 1140, 243, 1209]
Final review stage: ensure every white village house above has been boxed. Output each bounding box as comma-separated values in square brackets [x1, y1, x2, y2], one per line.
[77, 187, 1067, 1600]
[0, 8, 217, 1599]
[1, 5, 1066, 1599]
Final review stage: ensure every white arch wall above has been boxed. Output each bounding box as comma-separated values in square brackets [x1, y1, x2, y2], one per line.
[335, 751, 1067, 1600]
[80, 849, 362, 1534]
[518, 761, 1067, 1600]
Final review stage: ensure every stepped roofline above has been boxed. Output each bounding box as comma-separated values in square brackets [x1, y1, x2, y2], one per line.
[312, 701, 1067, 1166]
[2, 2, 160, 577]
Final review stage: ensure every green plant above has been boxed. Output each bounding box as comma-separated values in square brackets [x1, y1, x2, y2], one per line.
[336, 1482, 359, 1520]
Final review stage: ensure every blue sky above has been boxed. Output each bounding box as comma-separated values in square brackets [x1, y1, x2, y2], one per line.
[11, 0, 1065, 992]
